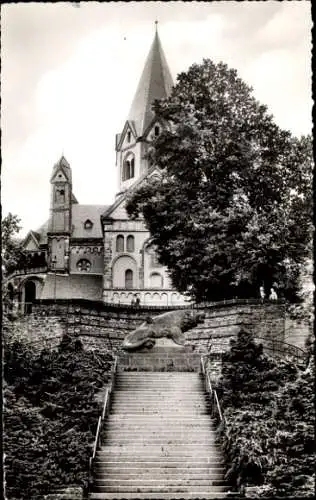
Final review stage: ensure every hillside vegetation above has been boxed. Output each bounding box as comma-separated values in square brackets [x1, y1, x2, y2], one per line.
[4, 327, 114, 499]
[217, 329, 315, 497]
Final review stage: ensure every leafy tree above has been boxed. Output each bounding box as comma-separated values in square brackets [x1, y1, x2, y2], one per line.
[126, 60, 313, 302]
[1, 212, 26, 278]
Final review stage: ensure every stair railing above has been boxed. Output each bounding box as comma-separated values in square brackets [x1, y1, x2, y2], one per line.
[201, 356, 226, 427]
[88, 356, 118, 483]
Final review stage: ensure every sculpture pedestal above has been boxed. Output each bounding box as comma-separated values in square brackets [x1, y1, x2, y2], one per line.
[118, 339, 201, 372]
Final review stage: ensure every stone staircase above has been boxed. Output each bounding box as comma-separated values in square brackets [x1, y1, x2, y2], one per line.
[89, 346, 237, 499]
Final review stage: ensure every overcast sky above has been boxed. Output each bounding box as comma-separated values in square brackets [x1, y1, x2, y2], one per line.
[1, 1, 312, 237]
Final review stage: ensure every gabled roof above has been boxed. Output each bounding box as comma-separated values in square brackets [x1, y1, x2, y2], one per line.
[116, 120, 138, 151]
[127, 29, 173, 137]
[101, 166, 159, 220]
[27, 205, 109, 244]
[32, 221, 49, 246]
[142, 115, 169, 140]
[22, 231, 40, 251]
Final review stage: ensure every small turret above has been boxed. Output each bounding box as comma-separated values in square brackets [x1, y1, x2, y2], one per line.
[48, 156, 72, 271]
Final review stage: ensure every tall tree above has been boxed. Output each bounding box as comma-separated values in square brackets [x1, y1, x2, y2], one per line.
[126, 60, 313, 302]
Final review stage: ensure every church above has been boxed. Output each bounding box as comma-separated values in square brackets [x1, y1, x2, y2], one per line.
[7, 27, 189, 311]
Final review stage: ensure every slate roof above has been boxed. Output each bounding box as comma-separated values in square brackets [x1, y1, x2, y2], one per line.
[40, 274, 103, 300]
[33, 221, 49, 246]
[71, 204, 108, 239]
[128, 30, 173, 137]
[29, 205, 108, 246]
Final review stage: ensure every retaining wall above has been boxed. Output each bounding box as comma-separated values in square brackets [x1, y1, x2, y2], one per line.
[19, 299, 288, 356]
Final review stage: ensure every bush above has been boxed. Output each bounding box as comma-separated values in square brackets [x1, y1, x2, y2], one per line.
[4, 334, 114, 499]
[217, 328, 313, 496]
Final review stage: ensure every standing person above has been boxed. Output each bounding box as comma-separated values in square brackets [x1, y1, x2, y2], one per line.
[259, 285, 265, 301]
[135, 295, 140, 307]
[131, 296, 136, 306]
[269, 287, 278, 301]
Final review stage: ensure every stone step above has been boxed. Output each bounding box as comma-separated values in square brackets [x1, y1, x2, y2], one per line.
[103, 432, 217, 438]
[104, 424, 215, 430]
[94, 473, 225, 480]
[93, 479, 229, 487]
[112, 394, 208, 399]
[95, 455, 223, 462]
[89, 492, 239, 499]
[113, 388, 204, 392]
[115, 375, 202, 380]
[106, 415, 214, 420]
[107, 412, 211, 416]
[109, 408, 211, 413]
[112, 397, 206, 401]
[94, 461, 225, 468]
[101, 435, 217, 440]
[103, 429, 216, 435]
[115, 377, 202, 380]
[97, 448, 221, 455]
[93, 467, 226, 475]
[91, 485, 230, 493]
[111, 398, 211, 411]
[117, 371, 202, 380]
[113, 385, 204, 390]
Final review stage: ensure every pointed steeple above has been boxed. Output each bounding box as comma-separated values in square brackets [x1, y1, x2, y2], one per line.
[50, 155, 72, 183]
[128, 25, 173, 137]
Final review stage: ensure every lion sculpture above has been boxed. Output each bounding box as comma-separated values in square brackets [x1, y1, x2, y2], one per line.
[122, 309, 205, 351]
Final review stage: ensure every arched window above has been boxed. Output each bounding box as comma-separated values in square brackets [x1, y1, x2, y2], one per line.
[125, 269, 133, 289]
[126, 235, 135, 252]
[55, 188, 65, 203]
[149, 272, 163, 289]
[24, 281, 36, 314]
[116, 235, 124, 252]
[127, 131, 131, 143]
[7, 283, 14, 301]
[154, 125, 160, 137]
[77, 259, 91, 272]
[122, 154, 135, 181]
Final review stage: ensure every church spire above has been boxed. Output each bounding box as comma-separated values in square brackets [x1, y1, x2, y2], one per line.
[128, 24, 173, 137]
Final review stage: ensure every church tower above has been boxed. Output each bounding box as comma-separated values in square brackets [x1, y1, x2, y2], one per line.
[115, 24, 173, 195]
[102, 24, 186, 306]
[47, 156, 72, 272]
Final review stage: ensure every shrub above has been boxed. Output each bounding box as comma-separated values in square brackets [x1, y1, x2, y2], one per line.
[217, 328, 312, 495]
[4, 333, 114, 499]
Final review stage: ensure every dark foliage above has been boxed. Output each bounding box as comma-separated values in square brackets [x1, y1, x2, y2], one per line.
[126, 60, 313, 302]
[4, 334, 114, 499]
[217, 329, 315, 497]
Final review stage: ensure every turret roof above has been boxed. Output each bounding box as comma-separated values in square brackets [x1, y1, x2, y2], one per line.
[50, 155, 72, 183]
[128, 27, 173, 137]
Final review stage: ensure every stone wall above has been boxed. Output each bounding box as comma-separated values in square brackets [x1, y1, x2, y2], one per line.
[187, 302, 286, 355]
[25, 299, 291, 358]
[3, 312, 64, 351]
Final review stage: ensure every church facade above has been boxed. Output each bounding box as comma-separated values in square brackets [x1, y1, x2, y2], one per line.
[6, 29, 189, 310]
